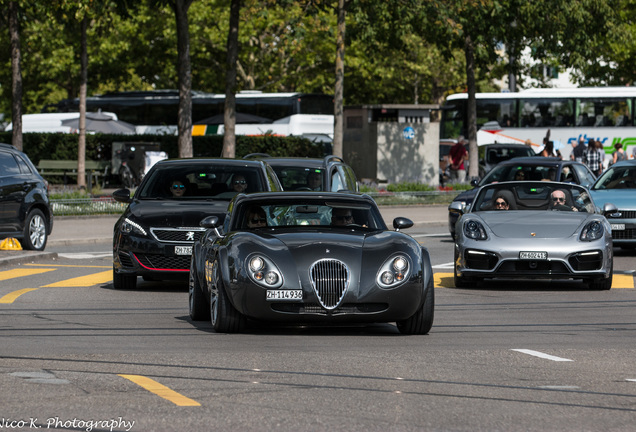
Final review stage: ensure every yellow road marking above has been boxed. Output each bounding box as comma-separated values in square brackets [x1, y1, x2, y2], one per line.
[434, 272, 634, 289]
[612, 274, 634, 289]
[118, 374, 201, 407]
[42, 270, 112, 287]
[0, 268, 56, 281]
[0, 288, 39, 304]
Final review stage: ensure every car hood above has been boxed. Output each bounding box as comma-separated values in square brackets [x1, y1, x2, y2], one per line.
[479, 211, 589, 238]
[589, 190, 636, 210]
[127, 199, 228, 227]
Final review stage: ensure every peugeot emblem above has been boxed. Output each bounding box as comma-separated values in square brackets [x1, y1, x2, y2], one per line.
[326, 249, 330, 254]
[186, 231, 195, 241]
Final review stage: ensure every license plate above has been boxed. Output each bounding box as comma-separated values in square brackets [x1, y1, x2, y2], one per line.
[611, 224, 625, 231]
[266, 290, 302, 300]
[519, 251, 547, 260]
[175, 246, 192, 255]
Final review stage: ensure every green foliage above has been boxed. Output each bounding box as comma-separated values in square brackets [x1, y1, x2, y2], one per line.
[386, 182, 438, 192]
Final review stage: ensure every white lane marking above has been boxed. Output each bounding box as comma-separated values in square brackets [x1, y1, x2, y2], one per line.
[627, 379, 636, 382]
[433, 262, 455, 269]
[57, 252, 112, 259]
[411, 233, 450, 238]
[511, 349, 573, 362]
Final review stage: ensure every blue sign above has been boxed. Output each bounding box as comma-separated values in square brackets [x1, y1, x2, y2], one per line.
[403, 126, 415, 140]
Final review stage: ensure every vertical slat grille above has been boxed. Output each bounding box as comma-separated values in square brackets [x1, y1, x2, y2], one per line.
[310, 259, 349, 310]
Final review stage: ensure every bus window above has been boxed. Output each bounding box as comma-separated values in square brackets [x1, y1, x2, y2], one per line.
[476, 99, 517, 129]
[520, 98, 573, 128]
[577, 98, 631, 127]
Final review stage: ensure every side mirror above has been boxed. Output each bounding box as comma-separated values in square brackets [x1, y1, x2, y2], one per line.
[470, 178, 480, 187]
[602, 202, 619, 217]
[393, 217, 414, 231]
[112, 188, 132, 204]
[200, 215, 224, 238]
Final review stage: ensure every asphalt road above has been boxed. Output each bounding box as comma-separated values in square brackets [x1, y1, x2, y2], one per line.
[1, 207, 635, 431]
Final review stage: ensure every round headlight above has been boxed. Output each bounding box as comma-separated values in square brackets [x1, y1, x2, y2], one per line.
[381, 271, 394, 285]
[250, 256, 265, 272]
[393, 257, 407, 271]
[265, 271, 278, 285]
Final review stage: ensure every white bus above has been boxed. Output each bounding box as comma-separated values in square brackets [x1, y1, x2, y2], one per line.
[49, 90, 335, 141]
[440, 87, 636, 164]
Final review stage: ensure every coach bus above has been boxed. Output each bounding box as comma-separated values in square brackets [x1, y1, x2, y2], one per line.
[48, 90, 335, 140]
[440, 87, 636, 163]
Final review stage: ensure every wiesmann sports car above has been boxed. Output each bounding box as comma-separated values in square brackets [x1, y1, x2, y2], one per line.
[189, 192, 434, 334]
[451, 181, 616, 290]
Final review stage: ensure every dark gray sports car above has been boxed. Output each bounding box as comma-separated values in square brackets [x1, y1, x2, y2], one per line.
[189, 192, 434, 334]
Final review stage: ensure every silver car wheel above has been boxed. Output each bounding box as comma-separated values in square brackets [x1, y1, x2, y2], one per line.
[29, 214, 46, 249]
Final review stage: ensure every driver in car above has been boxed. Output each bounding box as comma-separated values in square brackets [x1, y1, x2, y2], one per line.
[331, 208, 354, 226]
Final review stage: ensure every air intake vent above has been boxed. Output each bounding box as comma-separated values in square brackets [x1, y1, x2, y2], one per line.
[310, 259, 349, 310]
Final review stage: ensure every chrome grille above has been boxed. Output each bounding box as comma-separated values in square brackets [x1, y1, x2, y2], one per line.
[608, 210, 636, 220]
[310, 259, 349, 310]
[150, 227, 206, 243]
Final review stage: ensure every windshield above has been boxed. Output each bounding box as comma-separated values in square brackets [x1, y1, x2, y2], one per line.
[480, 162, 562, 184]
[592, 165, 636, 190]
[137, 165, 265, 200]
[472, 181, 595, 213]
[232, 198, 386, 231]
[271, 166, 324, 191]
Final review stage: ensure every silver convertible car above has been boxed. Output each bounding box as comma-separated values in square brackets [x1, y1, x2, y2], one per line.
[188, 192, 434, 334]
[451, 181, 616, 290]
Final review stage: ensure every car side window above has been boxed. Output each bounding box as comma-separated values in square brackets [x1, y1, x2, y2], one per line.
[15, 154, 33, 174]
[571, 164, 597, 187]
[330, 169, 345, 192]
[0, 151, 21, 176]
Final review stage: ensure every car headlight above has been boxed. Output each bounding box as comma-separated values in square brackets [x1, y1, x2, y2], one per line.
[247, 254, 283, 288]
[580, 220, 604, 241]
[464, 220, 488, 240]
[377, 255, 411, 288]
[121, 218, 147, 236]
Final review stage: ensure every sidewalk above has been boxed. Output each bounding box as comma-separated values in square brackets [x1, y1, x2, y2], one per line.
[0, 205, 448, 266]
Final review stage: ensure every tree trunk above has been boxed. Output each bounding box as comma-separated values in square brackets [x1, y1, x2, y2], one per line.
[223, 0, 241, 158]
[464, 34, 478, 180]
[174, 0, 194, 158]
[9, 1, 23, 151]
[77, 15, 88, 189]
[332, 0, 345, 158]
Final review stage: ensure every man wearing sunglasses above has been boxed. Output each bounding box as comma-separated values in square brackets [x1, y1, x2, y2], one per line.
[331, 208, 354, 226]
[550, 189, 578, 211]
[232, 175, 248, 193]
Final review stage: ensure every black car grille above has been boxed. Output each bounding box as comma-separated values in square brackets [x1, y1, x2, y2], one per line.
[310, 259, 349, 310]
[611, 229, 636, 240]
[150, 227, 206, 243]
[118, 252, 135, 268]
[134, 253, 191, 271]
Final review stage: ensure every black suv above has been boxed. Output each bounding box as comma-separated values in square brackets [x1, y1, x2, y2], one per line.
[245, 154, 359, 192]
[0, 143, 53, 250]
[112, 158, 283, 289]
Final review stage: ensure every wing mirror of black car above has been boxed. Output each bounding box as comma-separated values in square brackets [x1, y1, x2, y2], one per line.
[200, 215, 224, 238]
[393, 217, 413, 231]
[470, 178, 479, 187]
[112, 188, 132, 204]
[602, 202, 619, 217]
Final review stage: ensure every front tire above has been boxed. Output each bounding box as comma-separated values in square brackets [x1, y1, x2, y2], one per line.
[454, 249, 476, 288]
[210, 280, 246, 333]
[189, 259, 210, 321]
[22, 209, 47, 251]
[589, 265, 612, 290]
[113, 267, 137, 290]
[397, 278, 434, 335]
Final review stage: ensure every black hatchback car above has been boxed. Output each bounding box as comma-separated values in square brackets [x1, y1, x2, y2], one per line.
[0, 143, 53, 250]
[112, 158, 283, 289]
[245, 154, 359, 192]
[448, 156, 597, 240]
